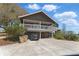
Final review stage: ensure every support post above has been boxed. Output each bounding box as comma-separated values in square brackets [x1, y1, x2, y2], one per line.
[39, 21, 41, 29]
[39, 21, 41, 39]
[40, 32, 41, 39]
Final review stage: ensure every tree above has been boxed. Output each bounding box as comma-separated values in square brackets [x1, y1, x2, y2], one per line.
[64, 31, 79, 41]
[4, 20, 26, 41]
[0, 4, 27, 41]
[0, 4, 28, 18]
[0, 3, 28, 30]
[5, 20, 25, 36]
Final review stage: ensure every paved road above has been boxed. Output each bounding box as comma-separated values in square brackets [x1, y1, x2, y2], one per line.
[0, 38, 79, 56]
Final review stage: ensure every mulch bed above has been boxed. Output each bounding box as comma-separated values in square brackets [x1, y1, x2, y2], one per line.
[0, 39, 15, 46]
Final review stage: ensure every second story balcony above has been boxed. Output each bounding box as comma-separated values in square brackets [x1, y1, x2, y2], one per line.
[24, 24, 58, 32]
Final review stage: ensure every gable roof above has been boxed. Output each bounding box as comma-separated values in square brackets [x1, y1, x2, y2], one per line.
[19, 11, 58, 27]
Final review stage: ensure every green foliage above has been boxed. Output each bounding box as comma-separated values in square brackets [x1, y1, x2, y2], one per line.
[0, 3, 28, 29]
[0, 4, 28, 41]
[0, 3, 27, 35]
[53, 30, 64, 39]
[53, 30, 79, 41]
[0, 15, 10, 26]
[64, 31, 79, 41]
[5, 20, 26, 36]
[5, 20, 26, 41]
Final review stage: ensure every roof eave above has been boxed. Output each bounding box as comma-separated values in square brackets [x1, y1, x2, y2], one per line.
[18, 11, 58, 27]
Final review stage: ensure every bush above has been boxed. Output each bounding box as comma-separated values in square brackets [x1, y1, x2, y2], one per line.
[64, 31, 79, 41]
[5, 20, 26, 41]
[53, 30, 79, 41]
[53, 30, 64, 39]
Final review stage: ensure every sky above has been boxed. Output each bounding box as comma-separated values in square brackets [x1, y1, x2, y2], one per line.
[18, 3, 79, 34]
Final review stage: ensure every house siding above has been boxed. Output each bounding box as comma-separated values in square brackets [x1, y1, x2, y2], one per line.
[19, 11, 58, 40]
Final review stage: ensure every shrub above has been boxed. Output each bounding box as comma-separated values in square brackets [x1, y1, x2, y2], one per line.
[53, 30, 64, 39]
[53, 30, 79, 41]
[5, 20, 26, 41]
[64, 31, 79, 41]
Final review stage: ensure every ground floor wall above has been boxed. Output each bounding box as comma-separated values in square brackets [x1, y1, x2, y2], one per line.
[26, 31, 52, 41]
[41, 32, 52, 38]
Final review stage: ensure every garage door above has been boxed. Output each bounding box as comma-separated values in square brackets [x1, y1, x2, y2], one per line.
[27, 32, 39, 41]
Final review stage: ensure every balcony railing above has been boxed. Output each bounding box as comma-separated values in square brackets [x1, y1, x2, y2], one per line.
[24, 24, 58, 32]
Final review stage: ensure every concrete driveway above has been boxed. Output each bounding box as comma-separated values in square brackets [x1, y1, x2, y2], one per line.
[0, 38, 79, 56]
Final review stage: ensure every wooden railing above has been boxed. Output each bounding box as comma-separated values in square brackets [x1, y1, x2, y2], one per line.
[24, 24, 58, 32]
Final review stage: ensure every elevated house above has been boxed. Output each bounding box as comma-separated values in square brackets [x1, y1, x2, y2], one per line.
[19, 11, 58, 40]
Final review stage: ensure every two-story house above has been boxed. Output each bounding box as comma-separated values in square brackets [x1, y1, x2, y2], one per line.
[19, 11, 58, 41]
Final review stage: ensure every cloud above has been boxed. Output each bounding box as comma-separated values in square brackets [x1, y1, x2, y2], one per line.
[54, 11, 77, 19]
[54, 11, 79, 25]
[28, 4, 40, 10]
[42, 4, 58, 12]
[62, 19, 79, 26]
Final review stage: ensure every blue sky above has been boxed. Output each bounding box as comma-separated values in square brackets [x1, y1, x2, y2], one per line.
[18, 3, 79, 34]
